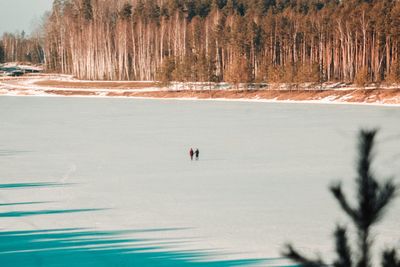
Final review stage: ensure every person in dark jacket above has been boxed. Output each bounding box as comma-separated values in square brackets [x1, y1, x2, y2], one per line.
[189, 148, 194, 160]
[195, 148, 199, 160]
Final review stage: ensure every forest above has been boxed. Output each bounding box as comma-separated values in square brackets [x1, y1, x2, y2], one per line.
[0, 31, 43, 65]
[1, 0, 400, 84]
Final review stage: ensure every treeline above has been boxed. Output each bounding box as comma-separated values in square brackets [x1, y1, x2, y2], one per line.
[10, 0, 400, 84]
[0, 32, 44, 64]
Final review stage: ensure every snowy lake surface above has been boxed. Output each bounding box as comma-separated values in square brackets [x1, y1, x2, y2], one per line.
[0, 96, 399, 266]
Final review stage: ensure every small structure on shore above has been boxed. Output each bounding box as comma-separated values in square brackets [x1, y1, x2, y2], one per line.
[0, 63, 42, 76]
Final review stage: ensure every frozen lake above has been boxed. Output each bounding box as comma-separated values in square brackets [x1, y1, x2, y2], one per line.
[0, 96, 399, 266]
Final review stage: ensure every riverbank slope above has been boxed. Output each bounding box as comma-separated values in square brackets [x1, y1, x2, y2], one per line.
[1, 74, 399, 105]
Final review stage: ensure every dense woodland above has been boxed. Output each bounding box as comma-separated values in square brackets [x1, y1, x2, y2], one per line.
[1, 0, 400, 84]
[0, 32, 44, 64]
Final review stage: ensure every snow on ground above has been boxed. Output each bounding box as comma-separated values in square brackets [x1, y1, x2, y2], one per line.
[0, 75, 163, 93]
[0, 96, 399, 267]
[1, 74, 400, 106]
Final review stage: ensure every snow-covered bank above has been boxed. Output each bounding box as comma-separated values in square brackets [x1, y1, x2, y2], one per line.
[1, 74, 400, 106]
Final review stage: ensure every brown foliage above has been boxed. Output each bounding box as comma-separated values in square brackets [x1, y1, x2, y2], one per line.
[354, 67, 370, 87]
[294, 64, 320, 83]
[385, 62, 400, 85]
[224, 57, 252, 88]
[267, 64, 320, 84]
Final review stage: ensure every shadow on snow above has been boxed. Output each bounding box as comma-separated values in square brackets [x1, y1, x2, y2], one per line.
[0, 228, 270, 267]
[0, 182, 71, 189]
[0, 149, 32, 157]
[0, 182, 287, 266]
[0, 208, 104, 217]
[0, 201, 50, 207]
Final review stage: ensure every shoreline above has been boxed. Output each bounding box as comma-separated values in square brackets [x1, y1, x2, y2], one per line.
[1, 92, 400, 108]
[1, 74, 400, 107]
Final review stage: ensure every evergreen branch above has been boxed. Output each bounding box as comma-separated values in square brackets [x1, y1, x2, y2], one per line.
[355, 130, 378, 230]
[333, 225, 352, 267]
[373, 181, 397, 222]
[382, 248, 400, 267]
[330, 183, 359, 223]
[282, 244, 326, 267]
[283, 129, 399, 267]
[357, 130, 376, 185]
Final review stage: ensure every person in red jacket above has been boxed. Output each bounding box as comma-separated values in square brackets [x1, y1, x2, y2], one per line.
[189, 148, 194, 160]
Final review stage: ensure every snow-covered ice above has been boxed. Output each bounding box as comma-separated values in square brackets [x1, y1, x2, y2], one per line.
[0, 96, 399, 266]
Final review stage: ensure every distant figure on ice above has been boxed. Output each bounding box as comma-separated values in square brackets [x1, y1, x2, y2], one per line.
[195, 148, 199, 160]
[189, 148, 194, 160]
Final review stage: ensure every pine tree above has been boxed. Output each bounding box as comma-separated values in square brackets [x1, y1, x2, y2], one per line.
[0, 42, 4, 63]
[36, 0, 400, 82]
[158, 56, 176, 84]
[82, 0, 93, 21]
[283, 130, 399, 267]
[120, 2, 132, 20]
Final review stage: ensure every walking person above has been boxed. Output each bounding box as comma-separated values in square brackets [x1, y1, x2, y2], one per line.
[189, 148, 194, 160]
[195, 148, 199, 160]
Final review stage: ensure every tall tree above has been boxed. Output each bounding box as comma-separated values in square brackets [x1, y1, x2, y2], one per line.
[0, 41, 5, 63]
[283, 130, 399, 267]
[82, 0, 93, 21]
[39, 0, 400, 82]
